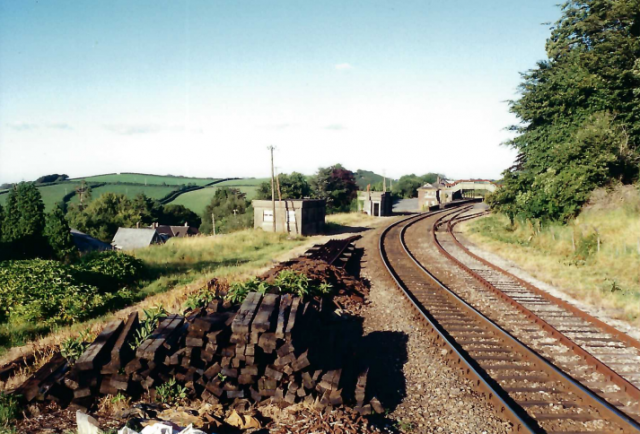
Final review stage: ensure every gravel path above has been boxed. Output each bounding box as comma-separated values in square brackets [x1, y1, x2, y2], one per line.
[354, 218, 512, 434]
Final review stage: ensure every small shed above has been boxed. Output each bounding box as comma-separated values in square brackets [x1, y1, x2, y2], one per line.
[252, 199, 326, 236]
[112, 228, 164, 251]
[357, 191, 393, 216]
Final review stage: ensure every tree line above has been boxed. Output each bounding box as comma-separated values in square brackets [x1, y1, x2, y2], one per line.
[0, 182, 202, 260]
[491, 0, 640, 223]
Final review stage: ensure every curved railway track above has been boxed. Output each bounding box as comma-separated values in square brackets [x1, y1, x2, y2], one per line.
[436, 207, 640, 418]
[379, 205, 640, 434]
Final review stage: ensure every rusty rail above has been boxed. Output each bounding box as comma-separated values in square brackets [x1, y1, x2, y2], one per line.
[380, 207, 640, 433]
[442, 209, 640, 410]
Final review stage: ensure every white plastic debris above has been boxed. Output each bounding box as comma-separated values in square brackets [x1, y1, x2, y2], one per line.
[118, 423, 207, 434]
[77, 411, 103, 434]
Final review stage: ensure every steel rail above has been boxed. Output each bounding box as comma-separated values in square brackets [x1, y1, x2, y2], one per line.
[380, 206, 640, 433]
[443, 210, 640, 408]
[428, 209, 640, 432]
[379, 208, 537, 433]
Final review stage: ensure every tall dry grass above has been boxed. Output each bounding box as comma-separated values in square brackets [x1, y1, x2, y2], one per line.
[462, 185, 640, 325]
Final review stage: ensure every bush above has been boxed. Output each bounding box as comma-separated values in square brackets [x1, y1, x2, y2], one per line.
[0, 392, 21, 427]
[0, 255, 141, 327]
[77, 251, 144, 286]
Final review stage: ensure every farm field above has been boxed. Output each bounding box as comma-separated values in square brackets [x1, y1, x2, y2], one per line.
[73, 173, 219, 186]
[0, 182, 82, 211]
[68, 183, 177, 204]
[168, 185, 260, 215]
[215, 178, 269, 187]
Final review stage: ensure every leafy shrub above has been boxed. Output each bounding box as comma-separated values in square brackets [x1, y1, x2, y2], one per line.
[224, 270, 335, 305]
[0, 393, 21, 427]
[61, 332, 90, 363]
[225, 282, 250, 304]
[156, 377, 187, 404]
[0, 259, 138, 328]
[76, 251, 144, 286]
[184, 289, 218, 311]
[129, 306, 167, 350]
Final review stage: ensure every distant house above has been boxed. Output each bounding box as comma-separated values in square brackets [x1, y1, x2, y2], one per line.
[71, 229, 113, 254]
[150, 222, 199, 238]
[112, 228, 164, 251]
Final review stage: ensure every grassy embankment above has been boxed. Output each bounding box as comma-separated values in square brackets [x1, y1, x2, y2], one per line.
[0, 230, 306, 364]
[462, 186, 640, 325]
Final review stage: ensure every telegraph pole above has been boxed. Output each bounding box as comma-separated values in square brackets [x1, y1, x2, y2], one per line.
[268, 145, 277, 232]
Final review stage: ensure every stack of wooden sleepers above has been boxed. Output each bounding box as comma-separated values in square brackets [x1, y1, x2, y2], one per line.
[14, 291, 373, 414]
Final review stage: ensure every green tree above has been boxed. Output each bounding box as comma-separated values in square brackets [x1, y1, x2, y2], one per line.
[311, 164, 358, 213]
[496, 0, 640, 222]
[131, 193, 163, 225]
[256, 172, 312, 200]
[161, 204, 202, 228]
[2, 182, 47, 258]
[44, 204, 77, 261]
[392, 173, 443, 198]
[66, 193, 141, 242]
[201, 188, 252, 234]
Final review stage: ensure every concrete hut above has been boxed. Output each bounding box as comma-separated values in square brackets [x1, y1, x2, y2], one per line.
[357, 191, 393, 216]
[252, 199, 326, 236]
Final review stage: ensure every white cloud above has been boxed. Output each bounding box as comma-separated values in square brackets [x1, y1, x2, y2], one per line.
[334, 63, 353, 71]
[6, 122, 39, 131]
[104, 123, 185, 135]
[324, 123, 346, 131]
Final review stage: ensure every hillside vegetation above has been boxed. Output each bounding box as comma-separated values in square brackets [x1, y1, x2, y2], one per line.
[169, 185, 259, 215]
[74, 173, 218, 186]
[464, 185, 640, 325]
[491, 0, 640, 222]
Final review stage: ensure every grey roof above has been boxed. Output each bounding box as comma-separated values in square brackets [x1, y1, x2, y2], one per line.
[112, 228, 162, 251]
[71, 229, 113, 253]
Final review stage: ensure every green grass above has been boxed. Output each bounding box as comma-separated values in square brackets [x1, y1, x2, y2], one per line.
[216, 178, 269, 187]
[463, 186, 640, 324]
[0, 229, 306, 359]
[0, 183, 81, 211]
[73, 173, 218, 186]
[68, 184, 177, 204]
[167, 186, 259, 215]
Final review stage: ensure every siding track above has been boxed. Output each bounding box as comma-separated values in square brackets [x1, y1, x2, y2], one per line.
[435, 207, 640, 421]
[379, 205, 640, 434]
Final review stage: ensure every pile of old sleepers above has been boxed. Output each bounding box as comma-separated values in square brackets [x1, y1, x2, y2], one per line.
[14, 290, 374, 415]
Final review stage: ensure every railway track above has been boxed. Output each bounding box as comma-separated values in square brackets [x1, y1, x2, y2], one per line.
[379, 206, 640, 434]
[434, 207, 640, 419]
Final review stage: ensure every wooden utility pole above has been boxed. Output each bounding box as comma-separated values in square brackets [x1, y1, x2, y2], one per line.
[211, 213, 216, 236]
[268, 145, 277, 232]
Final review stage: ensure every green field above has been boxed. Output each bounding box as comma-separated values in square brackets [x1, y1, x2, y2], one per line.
[0, 177, 266, 216]
[216, 178, 269, 187]
[168, 186, 260, 215]
[0, 183, 82, 211]
[68, 184, 177, 205]
[74, 173, 218, 186]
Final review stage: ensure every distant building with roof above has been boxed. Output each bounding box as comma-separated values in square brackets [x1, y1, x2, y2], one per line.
[71, 229, 113, 254]
[150, 222, 199, 238]
[112, 228, 164, 251]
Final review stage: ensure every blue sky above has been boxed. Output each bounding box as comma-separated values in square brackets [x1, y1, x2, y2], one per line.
[0, 1, 560, 183]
